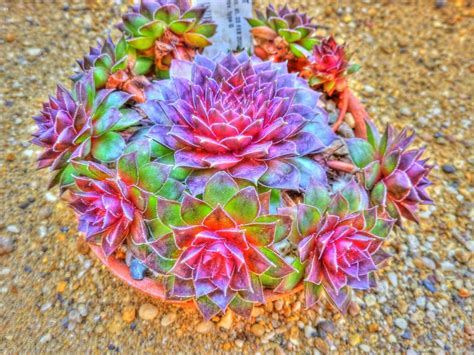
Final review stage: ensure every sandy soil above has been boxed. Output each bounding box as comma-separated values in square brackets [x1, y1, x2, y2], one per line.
[0, 0, 472, 353]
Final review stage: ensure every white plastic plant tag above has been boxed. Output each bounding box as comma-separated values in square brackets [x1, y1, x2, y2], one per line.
[191, 0, 253, 57]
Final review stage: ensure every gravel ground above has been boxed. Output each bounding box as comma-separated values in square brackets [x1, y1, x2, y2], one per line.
[0, 0, 472, 353]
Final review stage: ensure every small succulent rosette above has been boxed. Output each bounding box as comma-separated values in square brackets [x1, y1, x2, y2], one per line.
[33, 0, 434, 320]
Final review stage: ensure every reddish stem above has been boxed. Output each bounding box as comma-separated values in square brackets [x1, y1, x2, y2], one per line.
[332, 88, 349, 133]
[327, 160, 357, 173]
[346, 90, 368, 139]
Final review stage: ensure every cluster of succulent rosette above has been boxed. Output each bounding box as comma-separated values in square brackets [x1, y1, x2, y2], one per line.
[33, 1, 433, 319]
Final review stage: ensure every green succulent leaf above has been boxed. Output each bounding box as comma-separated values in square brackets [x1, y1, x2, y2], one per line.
[289, 43, 309, 58]
[147, 217, 171, 239]
[347, 138, 376, 168]
[133, 56, 154, 75]
[157, 198, 185, 227]
[123, 13, 149, 36]
[157, 178, 185, 201]
[300, 38, 320, 50]
[278, 28, 302, 43]
[111, 56, 128, 73]
[297, 204, 321, 236]
[117, 152, 139, 185]
[274, 258, 305, 293]
[138, 20, 165, 38]
[327, 193, 349, 217]
[182, 6, 207, 22]
[203, 172, 239, 207]
[154, 4, 180, 23]
[112, 109, 142, 131]
[92, 67, 109, 88]
[192, 23, 217, 37]
[365, 120, 381, 149]
[304, 182, 330, 212]
[260, 247, 295, 278]
[169, 18, 196, 34]
[381, 150, 400, 176]
[138, 162, 171, 193]
[224, 187, 259, 224]
[363, 161, 381, 190]
[183, 32, 211, 48]
[246, 17, 265, 28]
[371, 218, 394, 238]
[127, 36, 155, 50]
[181, 193, 212, 225]
[268, 17, 288, 31]
[370, 181, 387, 206]
[94, 91, 131, 119]
[91, 131, 125, 162]
[254, 215, 291, 243]
[115, 37, 128, 59]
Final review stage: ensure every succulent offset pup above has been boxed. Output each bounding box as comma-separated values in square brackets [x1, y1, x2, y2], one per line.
[32, 0, 433, 320]
[246, 5, 318, 68]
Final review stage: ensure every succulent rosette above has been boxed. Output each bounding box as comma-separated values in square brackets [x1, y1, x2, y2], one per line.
[71, 36, 152, 103]
[247, 5, 318, 64]
[70, 140, 185, 256]
[142, 52, 336, 195]
[32, 75, 141, 188]
[136, 172, 294, 318]
[347, 123, 433, 223]
[300, 36, 360, 96]
[276, 179, 395, 311]
[120, 0, 216, 78]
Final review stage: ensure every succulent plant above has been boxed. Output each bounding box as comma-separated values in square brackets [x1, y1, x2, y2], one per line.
[138, 172, 294, 318]
[32, 75, 141, 188]
[71, 36, 151, 103]
[347, 123, 433, 223]
[247, 5, 318, 67]
[120, 0, 216, 78]
[142, 52, 336, 195]
[70, 140, 185, 256]
[33, 0, 435, 321]
[277, 179, 394, 311]
[300, 36, 360, 97]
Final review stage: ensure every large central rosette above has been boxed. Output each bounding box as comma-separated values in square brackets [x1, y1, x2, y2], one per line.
[139, 172, 294, 319]
[141, 52, 336, 194]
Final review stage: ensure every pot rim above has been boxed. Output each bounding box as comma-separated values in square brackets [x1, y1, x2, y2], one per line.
[89, 244, 303, 309]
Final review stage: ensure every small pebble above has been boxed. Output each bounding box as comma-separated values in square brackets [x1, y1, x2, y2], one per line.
[349, 333, 361, 346]
[421, 257, 436, 270]
[250, 323, 266, 337]
[217, 311, 233, 330]
[39, 333, 52, 344]
[349, 301, 360, 316]
[0, 237, 14, 255]
[442, 164, 456, 174]
[394, 318, 408, 330]
[122, 306, 136, 323]
[422, 279, 437, 293]
[196, 320, 214, 334]
[26, 48, 42, 57]
[68, 310, 82, 323]
[365, 294, 376, 307]
[138, 303, 158, 320]
[304, 325, 317, 338]
[6, 225, 20, 234]
[161, 312, 177, 327]
[400, 107, 412, 116]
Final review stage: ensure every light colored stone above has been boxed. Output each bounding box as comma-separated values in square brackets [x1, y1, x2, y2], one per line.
[196, 320, 215, 334]
[138, 303, 158, 320]
[394, 318, 408, 330]
[250, 323, 266, 337]
[217, 311, 233, 330]
[161, 312, 177, 327]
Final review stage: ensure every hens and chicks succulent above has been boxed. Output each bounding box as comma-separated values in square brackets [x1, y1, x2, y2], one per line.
[33, 1, 433, 319]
